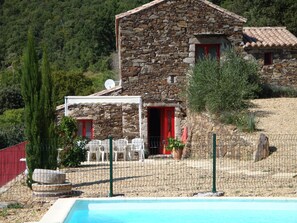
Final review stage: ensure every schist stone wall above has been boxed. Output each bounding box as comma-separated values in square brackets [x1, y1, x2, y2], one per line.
[57, 103, 139, 139]
[117, 0, 245, 105]
[244, 48, 297, 88]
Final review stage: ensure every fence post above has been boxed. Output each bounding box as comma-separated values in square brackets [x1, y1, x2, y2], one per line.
[108, 136, 113, 197]
[212, 133, 217, 193]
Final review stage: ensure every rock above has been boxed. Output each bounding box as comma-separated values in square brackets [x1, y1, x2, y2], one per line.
[33, 169, 66, 184]
[253, 133, 270, 162]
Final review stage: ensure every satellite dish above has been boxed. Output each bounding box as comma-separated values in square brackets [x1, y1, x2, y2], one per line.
[104, 79, 116, 90]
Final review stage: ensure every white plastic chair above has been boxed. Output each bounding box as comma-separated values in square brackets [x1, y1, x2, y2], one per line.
[85, 140, 101, 162]
[130, 138, 145, 161]
[100, 139, 110, 162]
[114, 139, 128, 162]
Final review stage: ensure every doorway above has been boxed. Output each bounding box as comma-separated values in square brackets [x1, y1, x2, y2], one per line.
[147, 107, 175, 155]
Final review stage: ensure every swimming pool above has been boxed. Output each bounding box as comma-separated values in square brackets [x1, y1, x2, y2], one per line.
[40, 198, 297, 223]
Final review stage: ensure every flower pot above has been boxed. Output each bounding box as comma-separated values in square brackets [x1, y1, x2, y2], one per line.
[172, 148, 183, 160]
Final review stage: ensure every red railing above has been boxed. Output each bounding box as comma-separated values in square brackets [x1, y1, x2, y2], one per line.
[0, 142, 26, 187]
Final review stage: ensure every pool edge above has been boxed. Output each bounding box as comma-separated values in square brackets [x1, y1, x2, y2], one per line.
[39, 198, 76, 223]
[38, 197, 297, 223]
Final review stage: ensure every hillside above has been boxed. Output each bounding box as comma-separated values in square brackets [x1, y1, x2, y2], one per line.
[0, 0, 296, 72]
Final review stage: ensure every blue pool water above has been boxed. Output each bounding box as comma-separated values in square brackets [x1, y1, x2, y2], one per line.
[63, 198, 297, 223]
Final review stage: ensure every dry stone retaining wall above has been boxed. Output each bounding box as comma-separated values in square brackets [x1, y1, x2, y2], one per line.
[186, 112, 255, 160]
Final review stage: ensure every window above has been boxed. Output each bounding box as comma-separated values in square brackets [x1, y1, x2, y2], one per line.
[167, 75, 176, 84]
[264, 52, 273, 65]
[195, 44, 220, 61]
[77, 120, 93, 139]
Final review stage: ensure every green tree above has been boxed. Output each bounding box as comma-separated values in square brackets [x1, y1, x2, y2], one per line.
[219, 0, 297, 36]
[21, 31, 57, 186]
[40, 48, 58, 169]
[53, 70, 94, 105]
[0, 108, 25, 149]
[21, 30, 42, 185]
[0, 0, 152, 72]
[0, 85, 24, 114]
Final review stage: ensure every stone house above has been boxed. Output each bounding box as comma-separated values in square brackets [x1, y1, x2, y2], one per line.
[60, 0, 297, 156]
[242, 27, 297, 88]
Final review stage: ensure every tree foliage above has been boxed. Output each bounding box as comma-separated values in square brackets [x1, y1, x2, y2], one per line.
[0, 0, 296, 71]
[21, 31, 57, 186]
[0, 85, 24, 114]
[216, 0, 297, 36]
[188, 49, 259, 114]
[0, 0, 151, 71]
[22, 30, 42, 185]
[57, 116, 88, 167]
[188, 49, 260, 132]
[0, 109, 25, 149]
[40, 48, 58, 170]
[52, 70, 94, 105]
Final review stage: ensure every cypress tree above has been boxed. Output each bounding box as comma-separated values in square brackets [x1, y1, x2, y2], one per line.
[40, 47, 58, 169]
[22, 30, 42, 185]
[22, 31, 57, 186]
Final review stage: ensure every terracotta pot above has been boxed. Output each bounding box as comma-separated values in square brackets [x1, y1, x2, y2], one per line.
[172, 148, 183, 160]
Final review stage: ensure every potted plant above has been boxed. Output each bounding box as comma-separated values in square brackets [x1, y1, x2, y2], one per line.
[165, 137, 185, 160]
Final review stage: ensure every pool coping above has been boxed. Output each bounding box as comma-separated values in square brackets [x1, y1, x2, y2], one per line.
[39, 197, 297, 223]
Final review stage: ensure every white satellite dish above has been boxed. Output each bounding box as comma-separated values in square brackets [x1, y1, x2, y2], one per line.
[104, 79, 116, 90]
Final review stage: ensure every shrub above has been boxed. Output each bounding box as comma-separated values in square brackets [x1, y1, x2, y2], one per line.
[60, 137, 88, 167]
[188, 49, 259, 114]
[220, 112, 256, 133]
[58, 116, 88, 167]
[188, 49, 260, 132]
[58, 116, 78, 146]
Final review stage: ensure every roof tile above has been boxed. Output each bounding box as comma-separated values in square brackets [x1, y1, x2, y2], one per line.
[243, 27, 297, 48]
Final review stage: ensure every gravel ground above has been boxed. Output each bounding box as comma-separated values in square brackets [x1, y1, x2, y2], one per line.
[1, 98, 297, 223]
[250, 98, 297, 134]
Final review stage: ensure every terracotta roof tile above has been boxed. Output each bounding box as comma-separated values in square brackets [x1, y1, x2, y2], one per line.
[243, 27, 297, 48]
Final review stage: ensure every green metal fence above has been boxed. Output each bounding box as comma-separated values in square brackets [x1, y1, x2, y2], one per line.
[1, 133, 297, 201]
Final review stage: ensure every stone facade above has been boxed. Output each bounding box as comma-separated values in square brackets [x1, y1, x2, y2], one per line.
[117, 0, 246, 141]
[57, 102, 139, 140]
[66, 103, 139, 140]
[243, 48, 297, 88]
[118, 0, 245, 101]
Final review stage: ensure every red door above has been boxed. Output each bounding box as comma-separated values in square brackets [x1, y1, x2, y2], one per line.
[147, 107, 175, 155]
[160, 107, 175, 154]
